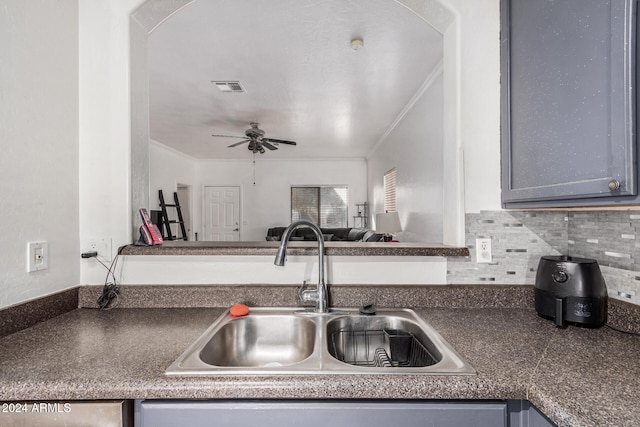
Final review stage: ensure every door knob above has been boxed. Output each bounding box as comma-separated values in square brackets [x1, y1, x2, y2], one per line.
[233, 228, 239, 231]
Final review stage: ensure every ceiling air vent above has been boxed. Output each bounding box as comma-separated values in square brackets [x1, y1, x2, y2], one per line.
[212, 81, 245, 93]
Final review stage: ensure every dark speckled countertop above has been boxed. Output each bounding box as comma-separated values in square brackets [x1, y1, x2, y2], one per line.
[0, 297, 639, 426]
[119, 241, 470, 257]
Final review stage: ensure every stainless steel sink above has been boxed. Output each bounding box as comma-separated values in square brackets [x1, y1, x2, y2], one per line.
[326, 314, 442, 368]
[166, 307, 475, 375]
[199, 315, 316, 367]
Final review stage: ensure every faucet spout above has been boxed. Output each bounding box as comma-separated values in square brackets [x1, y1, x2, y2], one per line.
[274, 220, 328, 313]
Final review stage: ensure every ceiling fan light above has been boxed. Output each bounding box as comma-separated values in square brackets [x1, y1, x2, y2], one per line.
[216, 123, 296, 155]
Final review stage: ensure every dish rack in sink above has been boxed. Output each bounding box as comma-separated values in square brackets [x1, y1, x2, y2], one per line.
[329, 328, 437, 368]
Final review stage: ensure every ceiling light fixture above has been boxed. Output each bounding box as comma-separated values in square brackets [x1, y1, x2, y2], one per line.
[350, 38, 364, 51]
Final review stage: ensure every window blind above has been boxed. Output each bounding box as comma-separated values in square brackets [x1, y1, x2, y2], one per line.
[384, 168, 397, 213]
[291, 187, 319, 223]
[291, 186, 348, 227]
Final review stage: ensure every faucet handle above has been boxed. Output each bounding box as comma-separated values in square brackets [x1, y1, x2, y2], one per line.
[298, 280, 319, 303]
[298, 280, 309, 299]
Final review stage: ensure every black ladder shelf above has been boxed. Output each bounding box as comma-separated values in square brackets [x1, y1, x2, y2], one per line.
[158, 190, 188, 241]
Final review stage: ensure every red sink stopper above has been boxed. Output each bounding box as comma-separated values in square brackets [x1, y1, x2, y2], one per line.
[230, 303, 250, 317]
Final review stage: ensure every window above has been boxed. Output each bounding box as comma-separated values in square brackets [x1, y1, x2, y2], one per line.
[384, 168, 397, 213]
[291, 186, 348, 227]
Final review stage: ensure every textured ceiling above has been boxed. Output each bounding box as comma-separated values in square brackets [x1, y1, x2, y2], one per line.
[148, 0, 443, 159]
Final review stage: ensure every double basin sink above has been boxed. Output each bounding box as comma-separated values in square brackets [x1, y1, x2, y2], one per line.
[166, 307, 475, 375]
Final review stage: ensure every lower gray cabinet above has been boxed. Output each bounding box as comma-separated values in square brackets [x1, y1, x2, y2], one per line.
[134, 400, 554, 427]
[508, 400, 556, 427]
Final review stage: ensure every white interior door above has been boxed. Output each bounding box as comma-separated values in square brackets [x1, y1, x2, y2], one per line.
[204, 186, 240, 241]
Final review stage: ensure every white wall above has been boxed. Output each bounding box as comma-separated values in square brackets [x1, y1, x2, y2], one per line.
[120, 255, 447, 285]
[196, 158, 368, 241]
[368, 66, 444, 243]
[0, 0, 80, 309]
[79, 0, 145, 284]
[149, 141, 197, 207]
[445, 0, 502, 213]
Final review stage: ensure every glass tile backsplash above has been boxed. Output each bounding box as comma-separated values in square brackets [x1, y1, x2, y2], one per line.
[447, 210, 640, 306]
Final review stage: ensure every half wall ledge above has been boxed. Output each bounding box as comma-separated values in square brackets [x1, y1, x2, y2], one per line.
[119, 241, 470, 257]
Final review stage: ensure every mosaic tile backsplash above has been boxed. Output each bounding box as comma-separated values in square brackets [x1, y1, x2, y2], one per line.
[446, 210, 640, 306]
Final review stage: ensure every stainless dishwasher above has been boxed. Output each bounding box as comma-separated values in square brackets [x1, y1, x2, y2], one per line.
[0, 401, 132, 426]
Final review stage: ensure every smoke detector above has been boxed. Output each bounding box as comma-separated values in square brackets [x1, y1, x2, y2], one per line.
[350, 38, 364, 51]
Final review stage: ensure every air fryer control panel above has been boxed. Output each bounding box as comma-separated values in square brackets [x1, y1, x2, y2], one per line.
[551, 270, 568, 283]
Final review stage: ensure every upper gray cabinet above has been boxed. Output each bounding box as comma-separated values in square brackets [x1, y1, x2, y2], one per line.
[501, 0, 639, 208]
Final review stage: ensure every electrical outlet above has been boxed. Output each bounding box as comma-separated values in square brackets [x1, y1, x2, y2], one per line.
[27, 241, 48, 272]
[476, 238, 492, 263]
[84, 238, 112, 262]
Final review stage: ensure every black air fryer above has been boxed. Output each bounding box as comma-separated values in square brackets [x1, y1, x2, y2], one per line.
[535, 255, 607, 327]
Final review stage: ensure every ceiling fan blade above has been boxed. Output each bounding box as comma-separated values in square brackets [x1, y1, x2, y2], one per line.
[212, 134, 244, 138]
[261, 141, 278, 150]
[264, 138, 297, 145]
[228, 139, 250, 147]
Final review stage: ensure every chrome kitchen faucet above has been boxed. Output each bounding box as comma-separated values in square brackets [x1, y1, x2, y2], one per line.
[274, 220, 328, 313]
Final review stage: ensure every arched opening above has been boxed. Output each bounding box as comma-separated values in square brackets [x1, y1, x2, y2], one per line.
[130, 0, 463, 246]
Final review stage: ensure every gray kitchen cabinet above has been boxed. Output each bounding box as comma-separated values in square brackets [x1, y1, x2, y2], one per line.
[134, 400, 556, 427]
[135, 400, 508, 427]
[501, 0, 639, 208]
[508, 400, 556, 427]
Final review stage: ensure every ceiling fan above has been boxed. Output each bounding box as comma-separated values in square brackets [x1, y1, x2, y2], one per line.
[212, 122, 297, 154]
